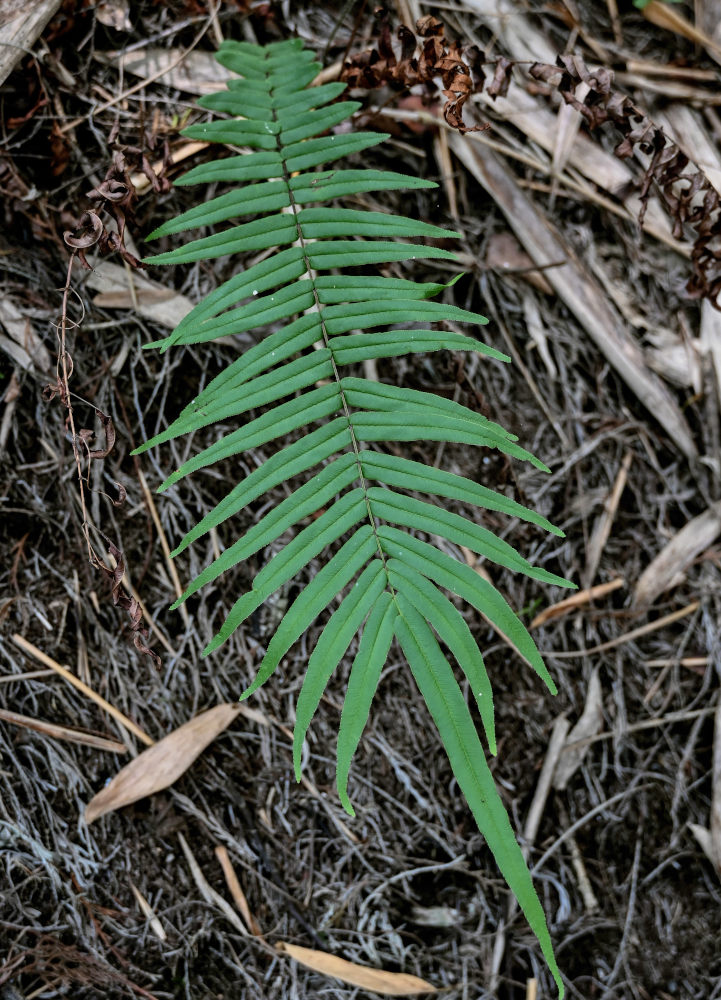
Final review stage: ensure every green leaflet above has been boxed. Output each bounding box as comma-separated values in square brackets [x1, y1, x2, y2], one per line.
[292, 559, 387, 776]
[169, 418, 353, 553]
[368, 487, 569, 587]
[377, 525, 560, 691]
[361, 451, 563, 537]
[139, 36, 569, 995]
[387, 559, 496, 755]
[395, 602, 564, 999]
[336, 591, 397, 816]
[242, 525, 378, 695]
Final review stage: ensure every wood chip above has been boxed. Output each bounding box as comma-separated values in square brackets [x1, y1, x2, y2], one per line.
[276, 942, 437, 995]
[85, 703, 241, 823]
[485, 232, 554, 295]
[634, 503, 721, 606]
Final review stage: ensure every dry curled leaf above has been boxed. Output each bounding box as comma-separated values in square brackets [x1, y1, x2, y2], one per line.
[94, 533, 161, 667]
[85, 703, 241, 823]
[341, 10, 490, 134]
[63, 211, 103, 250]
[530, 56, 721, 306]
[277, 942, 437, 995]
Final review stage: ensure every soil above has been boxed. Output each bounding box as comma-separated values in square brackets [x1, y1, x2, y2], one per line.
[1, 2, 720, 999]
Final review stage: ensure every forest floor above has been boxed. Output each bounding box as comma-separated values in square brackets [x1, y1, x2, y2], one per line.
[1, 1, 721, 998]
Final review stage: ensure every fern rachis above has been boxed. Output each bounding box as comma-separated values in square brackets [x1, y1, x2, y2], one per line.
[136, 37, 573, 996]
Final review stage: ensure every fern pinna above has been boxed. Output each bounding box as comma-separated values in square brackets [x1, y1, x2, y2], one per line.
[136, 37, 572, 995]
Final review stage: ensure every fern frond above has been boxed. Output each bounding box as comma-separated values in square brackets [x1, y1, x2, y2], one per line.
[138, 36, 573, 996]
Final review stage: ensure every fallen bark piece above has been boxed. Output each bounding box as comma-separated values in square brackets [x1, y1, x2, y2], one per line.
[277, 943, 437, 995]
[85, 703, 240, 824]
[634, 502, 721, 606]
[0, 0, 62, 88]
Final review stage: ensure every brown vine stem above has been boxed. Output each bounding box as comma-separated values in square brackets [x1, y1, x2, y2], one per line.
[56, 250, 95, 566]
[51, 252, 161, 666]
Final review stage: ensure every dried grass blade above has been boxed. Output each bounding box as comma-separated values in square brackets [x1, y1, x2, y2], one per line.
[0, 708, 128, 753]
[85, 703, 240, 823]
[12, 633, 154, 746]
[553, 669, 604, 791]
[276, 942, 437, 995]
[178, 832, 249, 936]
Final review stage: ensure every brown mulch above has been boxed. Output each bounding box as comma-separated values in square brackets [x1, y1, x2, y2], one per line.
[1, 2, 720, 998]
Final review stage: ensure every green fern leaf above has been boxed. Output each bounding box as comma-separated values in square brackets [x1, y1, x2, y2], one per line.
[138, 36, 573, 995]
[395, 601, 564, 997]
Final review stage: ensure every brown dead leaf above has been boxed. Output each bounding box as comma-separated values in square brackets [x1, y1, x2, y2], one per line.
[277, 943, 436, 995]
[634, 502, 721, 606]
[85, 703, 240, 823]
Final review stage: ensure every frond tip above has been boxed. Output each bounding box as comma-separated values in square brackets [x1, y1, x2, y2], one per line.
[138, 35, 572, 997]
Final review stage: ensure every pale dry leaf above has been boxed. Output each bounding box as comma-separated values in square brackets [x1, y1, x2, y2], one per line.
[277, 943, 436, 995]
[96, 0, 132, 32]
[634, 502, 721, 606]
[689, 823, 721, 879]
[85, 703, 240, 824]
[553, 668, 604, 790]
[0, 300, 52, 372]
[86, 261, 194, 330]
[98, 48, 232, 95]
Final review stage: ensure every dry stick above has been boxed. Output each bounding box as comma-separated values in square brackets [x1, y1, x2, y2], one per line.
[583, 451, 633, 589]
[375, 107, 689, 257]
[545, 601, 700, 659]
[0, 708, 128, 753]
[0, 669, 55, 684]
[531, 578, 625, 630]
[11, 633, 154, 747]
[448, 133, 698, 460]
[645, 656, 708, 669]
[561, 705, 717, 755]
[711, 694, 721, 872]
[490, 716, 570, 993]
[137, 467, 190, 627]
[531, 783, 654, 877]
